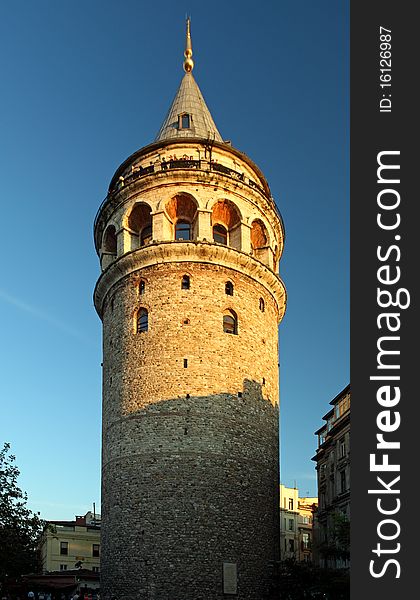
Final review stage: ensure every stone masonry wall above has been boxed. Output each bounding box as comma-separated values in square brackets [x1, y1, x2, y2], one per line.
[100, 259, 280, 599]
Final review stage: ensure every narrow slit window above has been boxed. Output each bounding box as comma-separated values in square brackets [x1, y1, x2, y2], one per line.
[259, 297, 265, 312]
[184, 359, 188, 368]
[181, 275, 190, 290]
[139, 280, 145, 295]
[225, 281, 234, 296]
[137, 308, 148, 333]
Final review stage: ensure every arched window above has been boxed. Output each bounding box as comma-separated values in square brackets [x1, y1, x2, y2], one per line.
[259, 297, 265, 312]
[137, 308, 148, 333]
[225, 281, 234, 296]
[139, 280, 146, 295]
[181, 275, 190, 290]
[103, 225, 117, 255]
[213, 224, 228, 245]
[251, 219, 268, 250]
[140, 225, 152, 246]
[175, 220, 191, 241]
[223, 310, 238, 335]
[127, 203, 152, 251]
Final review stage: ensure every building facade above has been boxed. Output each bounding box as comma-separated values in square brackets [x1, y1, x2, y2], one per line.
[297, 496, 318, 563]
[312, 385, 350, 569]
[40, 512, 101, 574]
[279, 485, 317, 563]
[94, 20, 286, 600]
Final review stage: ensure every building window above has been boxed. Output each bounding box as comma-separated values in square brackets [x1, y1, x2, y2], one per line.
[213, 224, 228, 245]
[259, 297, 265, 312]
[60, 542, 68, 556]
[60, 565, 67, 571]
[340, 470, 346, 493]
[225, 281, 234, 296]
[92, 566, 100, 573]
[179, 113, 191, 129]
[289, 539, 295, 552]
[137, 308, 148, 333]
[175, 220, 191, 240]
[288, 519, 294, 531]
[288, 498, 294, 510]
[302, 533, 310, 549]
[103, 225, 117, 255]
[140, 225, 152, 246]
[92, 544, 100, 557]
[223, 310, 238, 335]
[340, 438, 346, 457]
[181, 275, 190, 290]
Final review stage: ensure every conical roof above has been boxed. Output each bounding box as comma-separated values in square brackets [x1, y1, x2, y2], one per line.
[155, 72, 223, 143]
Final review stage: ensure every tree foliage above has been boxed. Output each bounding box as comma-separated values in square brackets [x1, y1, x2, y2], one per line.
[0, 442, 45, 582]
[318, 513, 350, 563]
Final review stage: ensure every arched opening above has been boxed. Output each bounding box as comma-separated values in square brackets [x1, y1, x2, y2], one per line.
[103, 225, 117, 255]
[223, 309, 238, 335]
[166, 193, 198, 241]
[136, 308, 148, 333]
[225, 281, 234, 296]
[251, 219, 268, 249]
[139, 280, 146, 295]
[251, 219, 270, 266]
[127, 203, 152, 250]
[211, 200, 242, 250]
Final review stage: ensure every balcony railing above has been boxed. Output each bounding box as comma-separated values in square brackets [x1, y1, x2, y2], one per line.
[94, 157, 278, 232]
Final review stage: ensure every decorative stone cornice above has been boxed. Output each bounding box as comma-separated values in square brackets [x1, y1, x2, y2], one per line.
[94, 241, 286, 321]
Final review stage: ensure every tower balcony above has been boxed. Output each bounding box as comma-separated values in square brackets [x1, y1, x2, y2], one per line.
[94, 141, 285, 283]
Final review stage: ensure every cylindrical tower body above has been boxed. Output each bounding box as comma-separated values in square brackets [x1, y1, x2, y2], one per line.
[94, 118, 286, 599]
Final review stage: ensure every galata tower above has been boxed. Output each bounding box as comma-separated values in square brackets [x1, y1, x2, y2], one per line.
[94, 19, 286, 600]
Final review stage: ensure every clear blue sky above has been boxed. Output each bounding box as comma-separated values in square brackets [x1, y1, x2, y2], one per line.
[0, 1, 349, 519]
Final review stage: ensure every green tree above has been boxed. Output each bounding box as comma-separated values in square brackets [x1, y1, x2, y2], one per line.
[0, 442, 45, 585]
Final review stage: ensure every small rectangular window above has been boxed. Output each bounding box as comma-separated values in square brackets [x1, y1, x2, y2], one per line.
[183, 359, 188, 368]
[92, 544, 100, 557]
[288, 519, 294, 531]
[60, 564, 67, 571]
[60, 542, 68, 556]
[288, 498, 294, 510]
[181, 114, 190, 129]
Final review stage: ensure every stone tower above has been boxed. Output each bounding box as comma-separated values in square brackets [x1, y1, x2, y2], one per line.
[94, 20, 286, 600]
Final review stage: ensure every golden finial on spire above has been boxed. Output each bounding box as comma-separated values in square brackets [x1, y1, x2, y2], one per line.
[183, 16, 194, 73]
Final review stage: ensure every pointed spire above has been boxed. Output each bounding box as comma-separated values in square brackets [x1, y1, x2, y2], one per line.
[154, 18, 223, 143]
[183, 17, 194, 73]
